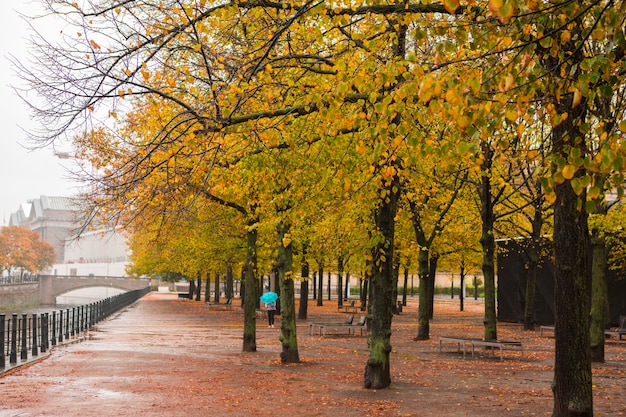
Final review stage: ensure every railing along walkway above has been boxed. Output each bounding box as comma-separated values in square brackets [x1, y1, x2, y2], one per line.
[1, 287, 150, 372]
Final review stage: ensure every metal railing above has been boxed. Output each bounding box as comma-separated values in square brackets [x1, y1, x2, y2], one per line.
[1, 286, 150, 370]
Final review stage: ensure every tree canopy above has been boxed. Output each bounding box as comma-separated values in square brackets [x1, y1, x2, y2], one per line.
[18, 0, 626, 414]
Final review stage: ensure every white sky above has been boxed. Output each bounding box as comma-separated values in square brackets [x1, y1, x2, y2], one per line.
[0, 1, 80, 225]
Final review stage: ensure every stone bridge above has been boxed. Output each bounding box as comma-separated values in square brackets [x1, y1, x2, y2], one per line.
[38, 275, 151, 305]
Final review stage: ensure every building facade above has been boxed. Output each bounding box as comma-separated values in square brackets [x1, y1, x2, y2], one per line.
[8, 195, 130, 276]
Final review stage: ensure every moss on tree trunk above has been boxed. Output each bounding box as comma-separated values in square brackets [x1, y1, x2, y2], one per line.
[415, 247, 430, 340]
[242, 226, 258, 353]
[363, 163, 400, 390]
[479, 142, 497, 342]
[276, 221, 299, 363]
[590, 227, 609, 363]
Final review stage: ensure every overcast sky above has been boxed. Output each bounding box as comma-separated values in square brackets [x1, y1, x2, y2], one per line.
[0, 2, 81, 225]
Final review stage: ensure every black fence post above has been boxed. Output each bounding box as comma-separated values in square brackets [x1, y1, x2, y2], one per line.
[51, 311, 57, 346]
[20, 314, 28, 360]
[40, 313, 47, 353]
[65, 308, 70, 339]
[71, 307, 76, 337]
[58, 310, 63, 343]
[10, 314, 17, 364]
[31, 314, 38, 356]
[0, 314, 5, 368]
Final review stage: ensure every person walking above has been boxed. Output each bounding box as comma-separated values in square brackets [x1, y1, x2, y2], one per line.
[266, 300, 276, 328]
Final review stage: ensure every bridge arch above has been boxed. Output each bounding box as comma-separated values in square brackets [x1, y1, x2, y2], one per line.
[39, 275, 151, 305]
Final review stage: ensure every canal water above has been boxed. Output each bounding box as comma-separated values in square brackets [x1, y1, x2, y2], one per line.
[2, 286, 125, 315]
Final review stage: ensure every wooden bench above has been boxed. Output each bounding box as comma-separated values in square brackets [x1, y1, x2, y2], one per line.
[439, 337, 524, 361]
[206, 298, 233, 310]
[338, 300, 358, 313]
[309, 315, 354, 335]
[470, 340, 524, 361]
[604, 315, 626, 341]
[540, 325, 555, 337]
[320, 316, 367, 337]
[178, 293, 191, 299]
[439, 337, 478, 359]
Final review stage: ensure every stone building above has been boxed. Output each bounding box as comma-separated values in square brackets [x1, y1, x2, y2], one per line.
[9, 195, 78, 263]
[8, 195, 130, 276]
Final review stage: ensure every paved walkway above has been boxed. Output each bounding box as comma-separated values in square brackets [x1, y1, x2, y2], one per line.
[0, 292, 250, 416]
[1, 292, 625, 417]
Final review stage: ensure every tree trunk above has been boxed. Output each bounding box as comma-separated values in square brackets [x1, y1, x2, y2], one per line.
[523, 182, 544, 331]
[214, 272, 220, 303]
[479, 141, 497, 342]
[188, 278, 195, 299]
[363, 163, 400, 390]
[298, 247, 309, 320]
[337, 256, 344, 308]
[415, 246, 430, 340]
[317, 264, 323, 306]
[327, 271, 331, 301]
[205, 272, 211, 303]
[391, 256, 400, 314]
[361, 277, 368, 311]
[242, 226, 258, 352]
[428, 254, 438, 319]
[226, 264, 234, 300]
[459, 263, 465, 312]
[523, 252, 538, 331]
[590, 227, 609, 363]
[402, 266, 408, 306]
[276, 221, 299, 363]
[551, 101, 592, 417]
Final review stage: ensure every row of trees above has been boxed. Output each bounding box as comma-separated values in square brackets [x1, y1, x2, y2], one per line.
[0, 226, 56, 278]
[19, 0, 626, 415]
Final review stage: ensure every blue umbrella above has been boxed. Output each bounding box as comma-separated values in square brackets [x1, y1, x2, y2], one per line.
[260, 291, 278, 303]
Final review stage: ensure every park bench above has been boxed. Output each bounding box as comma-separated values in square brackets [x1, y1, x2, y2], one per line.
[470, 340, 524, 361]
[338, 300, 358, 314]
[539, 325, 555, 337]
[309, 314, 354, 335]
[320, 315, 367, 337]
[178, 293, 191, 299]
[439, 336, 524, 361]
[206, 298, 233, 310]
[604, 315, 626, 341]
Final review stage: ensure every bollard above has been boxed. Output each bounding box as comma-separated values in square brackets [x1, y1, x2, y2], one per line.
[40, 313, 47, 353]
[10, 314, 17, 364]
[32, 314, 38, 356]
[20, 314, 28, 360]
[71, 307, 76, 337]
[0, 314, 5, 368]
[65, 308, 70, 340]
[51, 311, 57, 346]
[58, 310, 63, 343]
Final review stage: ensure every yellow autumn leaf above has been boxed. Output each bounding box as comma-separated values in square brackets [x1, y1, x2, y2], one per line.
[457, 115, 470, 130]
[572, 88, 582, 108]
[505, 109, 518, 121]
[562, 164, 576, 180]
[497, 2, 515, 23]
[545, 191, 557, 205]
[391, 135, 403, 148]
[489, 0, 504, 11]
[504, 73, 515, 91]
[442, 0, 459, 14]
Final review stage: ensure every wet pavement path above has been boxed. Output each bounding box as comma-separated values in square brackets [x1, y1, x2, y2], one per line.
[1, 292, 625, 417]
